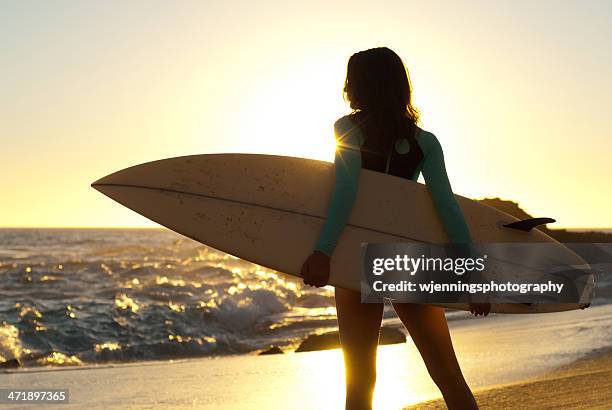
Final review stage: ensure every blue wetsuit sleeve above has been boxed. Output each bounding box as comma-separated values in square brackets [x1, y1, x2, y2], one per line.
[313, 117, 364, 256]
[420, 131, 473, 244]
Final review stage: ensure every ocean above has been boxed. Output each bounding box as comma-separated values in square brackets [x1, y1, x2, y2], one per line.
[1, 228, 610, 368]
[0, 228, 342, 367]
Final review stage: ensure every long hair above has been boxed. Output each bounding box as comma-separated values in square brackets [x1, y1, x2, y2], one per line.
[343, 47, 420, 154]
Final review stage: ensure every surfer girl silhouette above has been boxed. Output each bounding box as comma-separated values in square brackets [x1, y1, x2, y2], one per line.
[300, 47, 490, 410]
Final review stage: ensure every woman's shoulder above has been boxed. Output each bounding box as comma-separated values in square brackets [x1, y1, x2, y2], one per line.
[415, 127, 442, 155]
[333, 114, 360, 134]
[333, 115, 365, 148]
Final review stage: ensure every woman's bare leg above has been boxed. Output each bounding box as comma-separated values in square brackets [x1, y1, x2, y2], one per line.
[392, 303, 478, 410]
[335, 287, 384, 410]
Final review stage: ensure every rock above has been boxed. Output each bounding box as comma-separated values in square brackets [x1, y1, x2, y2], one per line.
[296, 332, 339, 352]
[0, 359, 21, 369]
[258, 346, 284, 355]
[478, 197, 533, 221]
[296, 326, 406, 352]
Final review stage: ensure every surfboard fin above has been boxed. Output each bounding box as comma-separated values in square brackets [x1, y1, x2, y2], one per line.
[502, 217, 556, 232]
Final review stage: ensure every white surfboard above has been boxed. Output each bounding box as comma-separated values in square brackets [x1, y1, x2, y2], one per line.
[92, 154, 592, 313]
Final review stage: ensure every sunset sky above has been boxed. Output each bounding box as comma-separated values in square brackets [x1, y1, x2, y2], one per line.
[2, 1, 611, 228]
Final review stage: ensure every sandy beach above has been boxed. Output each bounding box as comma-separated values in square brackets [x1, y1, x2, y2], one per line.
[408, 349, 612, 409]
[3, 303, 612, 409]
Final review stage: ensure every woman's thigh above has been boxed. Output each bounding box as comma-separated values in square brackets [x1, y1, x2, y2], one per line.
[335, 288, 384, 351]
[391, 303, 463, 375]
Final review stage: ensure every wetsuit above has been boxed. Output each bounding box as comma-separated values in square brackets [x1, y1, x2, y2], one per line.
[314, 114, 472, 257]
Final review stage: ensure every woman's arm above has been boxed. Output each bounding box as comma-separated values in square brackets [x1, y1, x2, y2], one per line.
[302, 116, 363, 287]
[313, 116, 364, 256]
[419, 131, 489, 315]
[419, 131, 472, 244]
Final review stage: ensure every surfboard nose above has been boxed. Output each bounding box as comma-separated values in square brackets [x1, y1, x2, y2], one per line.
[91, 174, 115, 188]
[91, 166, 143, 199]
[91, 173, 124, 202]
[91, 162, 148, 189]
[91, 172, 127, 197]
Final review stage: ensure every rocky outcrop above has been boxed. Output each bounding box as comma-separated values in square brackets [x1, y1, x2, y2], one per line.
[478, 197, 612, 243]
[296, 326, 406, 352]
[258, 346, 284, 355]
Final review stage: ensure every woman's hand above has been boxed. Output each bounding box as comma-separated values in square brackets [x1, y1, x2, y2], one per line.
[469, 302, 491, 317]
[466, 269, 491, 316]
[300, 251, 331, 287]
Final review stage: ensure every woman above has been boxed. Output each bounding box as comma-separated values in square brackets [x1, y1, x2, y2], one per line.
[300, 47, 490, 410]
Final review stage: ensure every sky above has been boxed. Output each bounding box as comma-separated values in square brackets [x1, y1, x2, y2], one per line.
[1, 0, 611, 228]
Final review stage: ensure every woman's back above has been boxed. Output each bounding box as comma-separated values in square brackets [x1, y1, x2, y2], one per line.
[313, 114, 472, 257]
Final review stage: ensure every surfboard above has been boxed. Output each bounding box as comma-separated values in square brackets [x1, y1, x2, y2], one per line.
[92, 154, 593, 314]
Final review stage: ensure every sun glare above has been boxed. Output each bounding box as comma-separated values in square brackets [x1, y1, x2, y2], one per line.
[232, 61, 346, 162]
[288, 343, 439, 409]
